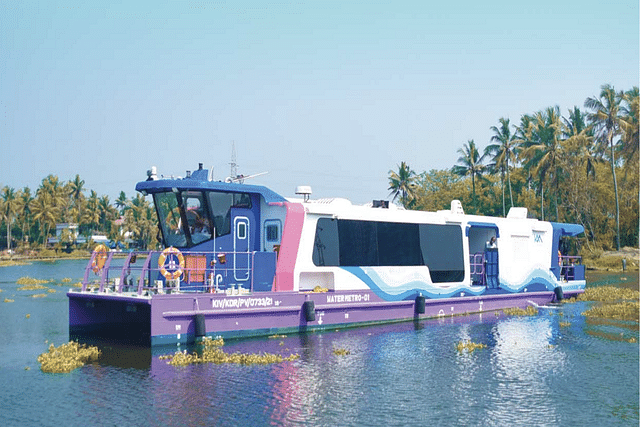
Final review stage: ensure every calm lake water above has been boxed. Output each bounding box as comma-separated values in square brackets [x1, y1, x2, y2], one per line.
[1, 260, 638, 426]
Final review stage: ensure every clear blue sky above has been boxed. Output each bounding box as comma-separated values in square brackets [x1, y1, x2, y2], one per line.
[1, 0, 638, 205]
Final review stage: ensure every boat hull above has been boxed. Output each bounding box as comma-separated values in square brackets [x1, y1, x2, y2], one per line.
[68, 285, 584, 346]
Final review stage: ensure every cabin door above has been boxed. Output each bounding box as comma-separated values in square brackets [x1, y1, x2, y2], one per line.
[234, 216, 250, 282]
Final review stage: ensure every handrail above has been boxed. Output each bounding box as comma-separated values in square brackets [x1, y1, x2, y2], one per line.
[469, 252, 485, 286]
[82, 249, 274, 296]
[559, 255, 583, 281]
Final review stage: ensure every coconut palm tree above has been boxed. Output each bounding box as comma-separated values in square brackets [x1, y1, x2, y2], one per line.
[585, 84, 623, 250]
[522, 106, 565, 221]
[563, 106, 596, 178]
[81, 190, 101, 238]
[388, 162, 417, 208]
[619, 87, 639, 166]
[115, 191, 128, 216]
[31, 192, 59, 247]
[452, 139, 487, 213]
[486, 117, 520, 216]
[1, 187, 21, 252]
[67, 174, 85, 206]
[19, 187, 33, 246]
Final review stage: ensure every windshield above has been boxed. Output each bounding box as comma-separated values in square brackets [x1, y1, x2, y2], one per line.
[154, 192, 188, 248]
[153, 190, 252, 248]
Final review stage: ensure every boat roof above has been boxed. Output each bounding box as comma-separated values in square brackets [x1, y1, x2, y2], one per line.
[550, 222, 584, 237]
[135, 170, 287, 204]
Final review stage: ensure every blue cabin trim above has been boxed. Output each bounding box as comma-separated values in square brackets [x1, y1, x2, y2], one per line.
[136, 176, 286, 205]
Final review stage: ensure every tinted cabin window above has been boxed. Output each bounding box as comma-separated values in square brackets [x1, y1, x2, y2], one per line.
[154, 192, 187, 248]
[266, 224, 279, 242]
[181, 191, 211, 245]
[312, 218, 464, 283]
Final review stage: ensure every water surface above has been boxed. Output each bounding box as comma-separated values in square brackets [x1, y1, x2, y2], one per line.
[1, 261, 637, 426]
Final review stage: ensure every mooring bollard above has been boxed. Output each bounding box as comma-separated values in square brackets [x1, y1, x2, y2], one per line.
[622, 259, 627, 271]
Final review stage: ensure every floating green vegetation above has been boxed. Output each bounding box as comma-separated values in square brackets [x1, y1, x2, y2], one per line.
[502, 305, 539, 316]
[47, 289, 56, 293]
[268, 334, 287, 339]
[4, 298, 14, 303]
[161, 337, 300, 367]
[31, 293, 47, 298]
[456, 340, 487, 353]
[559, 321, 571, 328]
[18, 284, 49, 291]
[333, 348, 351, 356]
[577, 286, 639, 303]
[25, 314, 30, 318]
[0, 260, 30, 267]
[37, 342, 101, 373]
[16, 277, 51, 286]
[578, 286, 640, 322]
[583, 302, 639, 322]
[61, 278, 72, 283]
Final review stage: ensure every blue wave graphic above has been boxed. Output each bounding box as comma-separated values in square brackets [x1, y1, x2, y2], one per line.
[341, 267, 583, 302]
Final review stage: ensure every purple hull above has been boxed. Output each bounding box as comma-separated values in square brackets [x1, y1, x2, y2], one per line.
[68, 288, 581, 346]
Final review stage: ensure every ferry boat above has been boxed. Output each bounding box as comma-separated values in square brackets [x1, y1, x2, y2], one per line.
[68, 163, 586, 345]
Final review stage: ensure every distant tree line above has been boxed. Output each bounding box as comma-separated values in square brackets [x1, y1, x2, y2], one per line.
[0, 174, 158, 252]
[388, 84, 639, 252]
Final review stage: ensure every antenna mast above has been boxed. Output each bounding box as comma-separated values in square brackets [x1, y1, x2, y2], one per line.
[230, 141, 238, 180]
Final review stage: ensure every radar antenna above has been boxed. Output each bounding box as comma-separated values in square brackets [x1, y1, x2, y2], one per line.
[224, 141, 267, 183]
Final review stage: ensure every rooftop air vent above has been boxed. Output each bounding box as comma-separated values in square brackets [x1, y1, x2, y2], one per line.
[372, 200, 389, 208]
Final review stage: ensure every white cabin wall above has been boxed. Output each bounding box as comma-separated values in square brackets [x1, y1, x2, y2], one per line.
[498, 219, 553, 285]
[294, 214, 368, 291]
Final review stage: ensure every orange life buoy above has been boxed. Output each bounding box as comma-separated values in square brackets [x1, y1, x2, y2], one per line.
[91, 244, 108, 274]
[158, 247, 184, 280]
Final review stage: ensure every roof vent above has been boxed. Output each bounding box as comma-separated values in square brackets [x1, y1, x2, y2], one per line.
[295, 185, 312, 202]
[450, 200, 464, 215]
[372, 200, 389, 208]
[507, 207, 528, 219]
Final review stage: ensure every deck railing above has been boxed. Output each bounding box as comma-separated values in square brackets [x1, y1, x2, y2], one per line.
[469, 252, 485, 286]
[559, 255, 584, 281]
[81, 250, 276, 296]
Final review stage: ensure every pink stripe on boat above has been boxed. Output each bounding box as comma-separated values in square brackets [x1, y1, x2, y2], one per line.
[273, 202, 305, 291]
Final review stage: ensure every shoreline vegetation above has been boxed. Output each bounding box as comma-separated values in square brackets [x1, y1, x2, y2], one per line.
[0, 83, 637, 264]
[1, 247, 638, 272]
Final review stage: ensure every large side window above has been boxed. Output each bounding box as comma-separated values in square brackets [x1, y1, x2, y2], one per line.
[311, 218, 464, 283]
[419, 224, 464, 282]
[312, 218, 339, 266]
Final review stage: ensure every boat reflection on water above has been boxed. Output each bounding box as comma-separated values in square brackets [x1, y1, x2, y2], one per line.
[69, 304, 637, 426]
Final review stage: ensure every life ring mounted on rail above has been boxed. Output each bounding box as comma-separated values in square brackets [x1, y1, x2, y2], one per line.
[158, 247, 185, 280]
[91, 244, 109, 274]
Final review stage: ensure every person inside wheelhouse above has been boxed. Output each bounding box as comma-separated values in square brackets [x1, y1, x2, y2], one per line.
[153, 190, 252, 249]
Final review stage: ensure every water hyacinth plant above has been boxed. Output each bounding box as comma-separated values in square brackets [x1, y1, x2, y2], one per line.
[160, 336, 300, 367]
[577, 286, 640, 322]
[456, 341, 487, 353]
[502, 305, 539, 316]
[37, 342, 101, 373]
